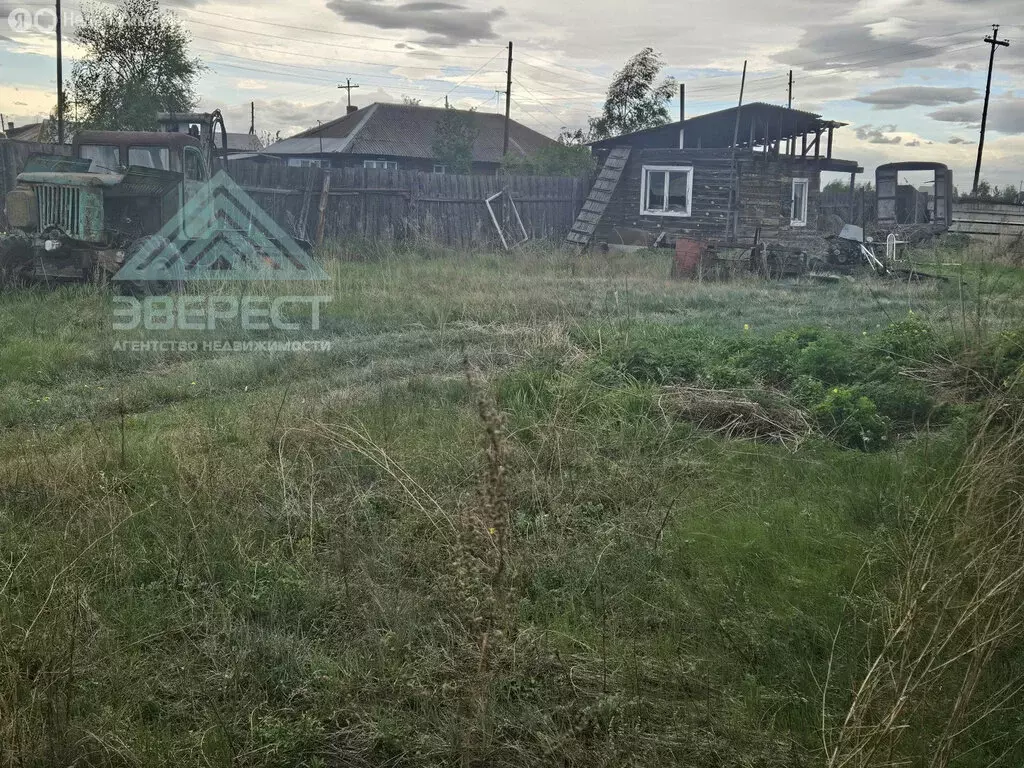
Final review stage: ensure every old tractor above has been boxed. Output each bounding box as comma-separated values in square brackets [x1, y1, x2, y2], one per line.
[0, 111, 228, 288]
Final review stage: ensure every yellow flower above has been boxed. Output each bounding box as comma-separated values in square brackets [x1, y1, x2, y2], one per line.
[190, 381, 197, 386]
[743, 324, 750, 331]
[488, 527, 497, 535]
[863, 331, 868, 336]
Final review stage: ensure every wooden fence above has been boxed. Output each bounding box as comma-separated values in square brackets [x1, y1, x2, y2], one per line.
[0, 139, 73, 199]
[950, 201, 1024, 244]
[819, 187, 876, 228]
[227, 162, 589, 247]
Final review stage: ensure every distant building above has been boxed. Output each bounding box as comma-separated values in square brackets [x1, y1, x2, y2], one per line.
[1, 121, 47, 142]
[262, 102, 558, 174]
[568, 102, 862, 251]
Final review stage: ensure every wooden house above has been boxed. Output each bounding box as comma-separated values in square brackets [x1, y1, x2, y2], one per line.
[262, 103, 558, 174]
[568, 103, 862, 253]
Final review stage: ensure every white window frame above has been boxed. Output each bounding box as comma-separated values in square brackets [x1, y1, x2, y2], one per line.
[288, 158, 323, 168]
[791, 177, 809, 227]
[640, 165, 693, 217]
[432, 164, 446, 174]
[364, 159, 398, 170]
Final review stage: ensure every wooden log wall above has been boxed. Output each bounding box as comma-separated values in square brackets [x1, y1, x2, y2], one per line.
[592, 148, 826, 252]
[226, 162, 588, 248]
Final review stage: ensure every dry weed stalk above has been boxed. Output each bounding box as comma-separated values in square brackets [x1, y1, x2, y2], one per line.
[825, 399, 1024, 768]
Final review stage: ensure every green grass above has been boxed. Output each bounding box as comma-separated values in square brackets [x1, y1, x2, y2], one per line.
[1, 244, 1023, 766]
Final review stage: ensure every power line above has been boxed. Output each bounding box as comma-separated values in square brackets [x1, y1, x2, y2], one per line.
[185, 18, 506, 72]
[195, 52, 503, 100]
[430, 48, 506, 105]
[181, 6, 503, 54]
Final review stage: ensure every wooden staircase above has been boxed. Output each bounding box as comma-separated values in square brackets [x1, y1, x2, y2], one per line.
[566, 147, 631, 246]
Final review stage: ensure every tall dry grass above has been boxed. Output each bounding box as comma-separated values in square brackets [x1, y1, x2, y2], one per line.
[826, 397, 1024, 767]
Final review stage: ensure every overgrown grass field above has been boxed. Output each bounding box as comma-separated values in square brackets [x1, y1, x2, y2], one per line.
[3, 242, 1024, 766]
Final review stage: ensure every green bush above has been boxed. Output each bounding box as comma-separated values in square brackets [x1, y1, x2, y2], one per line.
[873, 314, 937, 361]
[813, 387, 890, 450]
[859, 378, 940, 427]
[796, 336, 862, 384]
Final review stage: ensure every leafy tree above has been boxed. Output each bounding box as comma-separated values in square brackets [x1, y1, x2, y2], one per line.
[68, 0, 203, 132]
[501, 131, 595, 176]
[974, 180, 992, 200]
[588, 48, 676, 140]
[431, 107, 478, 174]
[401, 96, 422, 106]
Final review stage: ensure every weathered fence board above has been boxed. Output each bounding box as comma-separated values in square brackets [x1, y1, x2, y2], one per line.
[227, 161, 586, 247]
[0, 139, 73, 199]
[951, 201, 1024, 243]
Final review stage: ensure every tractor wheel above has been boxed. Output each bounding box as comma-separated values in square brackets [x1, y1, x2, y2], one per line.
[116, 236, 185, 296]
[0, 234, 35, 289]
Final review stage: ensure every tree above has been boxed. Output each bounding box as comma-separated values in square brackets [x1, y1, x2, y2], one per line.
[431, 107, 478, 174]
[401, 96, 422, 106]
[500, 130, 595, 176]
[588, 48, 676, 140]
[68, 0, 203, 132]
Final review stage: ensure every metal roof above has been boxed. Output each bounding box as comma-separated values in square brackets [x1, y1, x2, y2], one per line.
[264, 102, 557, 162]
[590, 102, 848, 151]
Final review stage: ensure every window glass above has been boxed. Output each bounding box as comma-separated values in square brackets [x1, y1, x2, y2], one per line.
[647, 170, 666, 210]
[364, 159, 398, 170]
[128, 146, 170, 170]
[433, 164, 446, 174]
[666, 172, 689, 212]
[791, 179, 808, 225]
[184, 147, 206, 181]
[78, 145, 121, 173]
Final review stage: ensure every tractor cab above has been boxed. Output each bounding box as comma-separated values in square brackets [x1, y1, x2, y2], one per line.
[1, 112, 226, 285]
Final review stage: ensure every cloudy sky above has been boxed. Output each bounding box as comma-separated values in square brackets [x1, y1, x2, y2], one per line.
[1, 0, 1022, 188]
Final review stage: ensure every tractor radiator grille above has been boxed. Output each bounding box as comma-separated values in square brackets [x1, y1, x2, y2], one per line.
[35, 185, 82, 237]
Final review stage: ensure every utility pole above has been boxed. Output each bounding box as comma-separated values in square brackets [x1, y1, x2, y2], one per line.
[56, 0, 64, 144]
[786, 70, 793, 155]
[973, 25, 1010, 195]
[678, 83, 685, 148]
[502, 41, 513, 156]
[338, 78, 360, 110]
[249, 102, 255, 135]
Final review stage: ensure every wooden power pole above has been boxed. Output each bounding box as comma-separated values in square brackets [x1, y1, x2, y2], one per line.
[56, 0, 64, 144]
[973, 25, 1010, 195]
[503, 41, 513, 156]
[338, 79, 360, 111]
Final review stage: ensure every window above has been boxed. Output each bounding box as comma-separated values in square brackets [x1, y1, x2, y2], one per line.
[78, 144, 121, 173]
[364, 159, 398, 170]
[640, 165, 692, 217]
[288, 158, 323, 168]
[432, 164, 446, 174]
[128, 146, 170, 171]
[791, 178, 809, 226]
[183, 146, 206, 181]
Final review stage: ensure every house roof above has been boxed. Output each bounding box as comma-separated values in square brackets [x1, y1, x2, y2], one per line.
[264, 103, 558, 162]
[4, 122, 46, 142]
[590, 102, 847, 151]
[225, 132, 263, 151]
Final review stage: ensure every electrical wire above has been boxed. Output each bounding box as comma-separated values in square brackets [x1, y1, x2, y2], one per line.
[181, 6, 503, 54]
[430, 48, 506, 105]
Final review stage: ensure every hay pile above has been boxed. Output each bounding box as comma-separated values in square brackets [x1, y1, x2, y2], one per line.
[660, 386, 811, 445]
